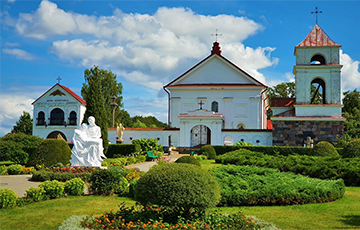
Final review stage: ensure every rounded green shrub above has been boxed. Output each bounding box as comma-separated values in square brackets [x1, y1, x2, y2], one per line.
[39, 180, 64, 199]
[135, 163, 221, 214]
[199, 145, 216, 159]
[27, 139, 72, 167]
[64, 178, 85, 196]
[89, 168, 128, 196]
[0, 188, 17, 209]
[6, 164, 23, 175]
[26, 187, 46, 202]
[343, 138, 360, 158]
[175, 156, 201, 167]
[313, 141, 339, 157]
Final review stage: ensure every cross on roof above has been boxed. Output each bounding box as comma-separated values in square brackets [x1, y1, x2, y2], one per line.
[311, 7, 322, 25]
[57, 76, 62, 84]
[198, 100, 205, 110]
[211, 29, 222, 42]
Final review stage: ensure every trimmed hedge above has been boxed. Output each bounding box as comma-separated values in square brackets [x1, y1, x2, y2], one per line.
[215, 149, 360, 186]
[343, 138, 360, 158]
[30, 171, 91, 182]
[212, 145, 314, 156]
[313, 141, 339, 157]
[208, 165, 345, 206]
[198, 145, 216, 159]
[175, 156, 201, 167]
[106, 144, 141, 158]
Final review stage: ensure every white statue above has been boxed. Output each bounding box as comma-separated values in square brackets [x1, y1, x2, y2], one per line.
[116, 123, 125, 143]
[70, 116, 106, 167]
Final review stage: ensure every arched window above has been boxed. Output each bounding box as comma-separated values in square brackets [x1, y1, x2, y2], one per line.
[211, 101, 218, 112]
[37, 111, 45, 125]
[69, 111, 77, 125]
[237, 123, 246, 129]
[310, 54, 326, 65]
[50, 108, 64, 125]
[311, 78, 326, 104]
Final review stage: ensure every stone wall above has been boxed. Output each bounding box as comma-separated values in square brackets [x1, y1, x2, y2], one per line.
[272, 120, 344, 146]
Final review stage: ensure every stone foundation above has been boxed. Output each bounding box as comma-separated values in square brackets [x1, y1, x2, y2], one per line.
[272, 120, 344, 146]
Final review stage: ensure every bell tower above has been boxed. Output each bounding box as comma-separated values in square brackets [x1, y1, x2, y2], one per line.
[293, 24, 342, 116]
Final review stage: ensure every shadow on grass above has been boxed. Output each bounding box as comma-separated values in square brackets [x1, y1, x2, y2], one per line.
[340, 215, 360, 227]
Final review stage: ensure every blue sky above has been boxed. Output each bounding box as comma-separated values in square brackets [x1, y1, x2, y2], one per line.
[1, 0, 360, 136]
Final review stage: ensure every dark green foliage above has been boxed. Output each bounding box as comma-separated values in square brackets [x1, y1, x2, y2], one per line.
[216, 149, 360, 186]
[6, 164, 23, 175]
[313, 141, 339, 157]
[0, 133, 43, 165]
[27, 139, 72, 167]
[128, 179, 138, 198]
[82, 66, 109, 154]
[342, 89, 360, 138]
[131, 138, 163, 153]
[343, 138, 360, 158]
[26, 187, 46, 202]
[134, 164, 220, 215]
[64, 178, 85, 196]
[131, 115, 168, 128]
[31, 171, 91, 182]
[39, 180, 64, 199]
[106, 144, 141, 158]
[199, 145, 216, 159]
[0, 188, 17, 209]
[175, 156, 201, 167]
[208, 165, 345, 206]
[11, 111, 33, 135]
[89, 168, 128, 196]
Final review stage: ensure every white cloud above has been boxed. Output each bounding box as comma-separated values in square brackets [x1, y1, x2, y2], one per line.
[341, 50, 360, 91]
[5, 42, 20, 47]
[2, 48, 37, 60]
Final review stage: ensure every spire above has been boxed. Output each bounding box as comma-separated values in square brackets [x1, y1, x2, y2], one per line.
[211, 42, 222, 55]
[296, 24, 341, 48]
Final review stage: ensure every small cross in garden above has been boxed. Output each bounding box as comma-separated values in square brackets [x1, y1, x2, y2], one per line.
[57, 76, 62, 84]
[311, 7, 322, 25]
[198, 100, 205, 110]
[211, 29, 222, 42]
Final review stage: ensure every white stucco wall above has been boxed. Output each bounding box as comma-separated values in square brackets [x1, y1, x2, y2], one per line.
[221, 130, 273, 146]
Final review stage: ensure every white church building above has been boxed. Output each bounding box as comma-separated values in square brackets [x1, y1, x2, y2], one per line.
[32, 24, 344, 148]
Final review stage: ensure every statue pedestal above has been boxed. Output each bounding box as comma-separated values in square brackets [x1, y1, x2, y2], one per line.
[116, 140, 124, 144]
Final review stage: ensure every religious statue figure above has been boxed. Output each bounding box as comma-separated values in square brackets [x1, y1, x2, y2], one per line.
[116, 123, 125, 143]
[70, 116, 106, 167]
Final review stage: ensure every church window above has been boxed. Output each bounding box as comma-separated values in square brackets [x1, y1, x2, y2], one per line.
[37, 111, 45, 125]
[69, 111, 77, 125]
[211, 101, 219, 112]
[310, 78, 326, 104]
[310, 54, 326, 65]
[237, 123, 246, 129]
[50, 108, 64, 125]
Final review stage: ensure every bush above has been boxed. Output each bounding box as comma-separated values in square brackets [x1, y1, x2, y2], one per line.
[131, 138, 163, 153]
[0, 188, 18, 209]
[27, 139, 72, 167]
[64, 178, 85, 196]
[135, 163, 220, 216]
[128, 179, 138, 198]
[343, 138, 360, 158]
[0, 133, 43, 165]
[89, 168, 128, 196]
[58, 215, 87, 230]
[313, 141, 339, 157]
[26, 187, 46, 202]
[106, 144, 141, 158]
[175, 156, 201, 167]
[39, 180, 64, 199]
[211, 145, 315, 156]
[199, 145, 216, 159]
[31, 171, 92, 182]
[6, 164, 23, 175]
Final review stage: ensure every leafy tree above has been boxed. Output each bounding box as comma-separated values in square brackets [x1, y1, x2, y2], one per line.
[81, 65, 123, 128]
[132, 120, 147, 128]
[131, 116, 167, 128]
[342, 89, 360, 139]
[82, 66, 109, 153]
[268, 82, 295, 99]
[11, 111, 33, 135]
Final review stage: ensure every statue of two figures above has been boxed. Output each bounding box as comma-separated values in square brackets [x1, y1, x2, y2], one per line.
[70, 116, 106, 167]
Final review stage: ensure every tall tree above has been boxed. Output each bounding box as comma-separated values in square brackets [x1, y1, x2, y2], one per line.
[81, 65, 123, 128]
[342, 89, 360, 139]
[82, 66, 109, 153]
[11, 111, 33, 135]
[268, 82, 296, 99]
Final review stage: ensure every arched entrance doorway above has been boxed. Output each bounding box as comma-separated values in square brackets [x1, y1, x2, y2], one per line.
[190, 125, 211, 147]
[47, 131, 67, 142]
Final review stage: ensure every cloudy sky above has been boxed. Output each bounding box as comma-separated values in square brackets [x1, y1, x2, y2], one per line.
[1, 0, 360, 136]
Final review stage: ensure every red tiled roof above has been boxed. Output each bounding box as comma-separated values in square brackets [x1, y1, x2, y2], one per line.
[32, 83, 86, 105]
[167, 84, 264, 88]
[271, 108, 345, 120]
[296, 24, 341, 48]
[270, 98, 296, 107]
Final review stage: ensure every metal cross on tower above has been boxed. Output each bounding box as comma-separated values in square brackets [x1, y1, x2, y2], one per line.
[198, 100, 205, 110]
[57, 76, 62, 84]
[311, 7, 322, 25]
[211, 29, 222, 42]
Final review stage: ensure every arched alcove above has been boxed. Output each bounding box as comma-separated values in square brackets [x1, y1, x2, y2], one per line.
[37, 111, 45, 125]
[50, 108, 64, 125]
[69, 111, 77, 125]
[211, 101, 219, 112]
[47, 131, 67, 141]
[310, 54, 326, 65]
[310, 78, 326, 104]
[190, 125, 211, 147]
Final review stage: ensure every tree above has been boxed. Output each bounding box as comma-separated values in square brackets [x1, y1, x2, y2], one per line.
[342, 89, 360, 139]
[82, 66, 109, 153]
[81, 65, 123, 128]
[11, 111, 33, 135]
[131, 116, 168, 128]
[268, 82, 295, 99]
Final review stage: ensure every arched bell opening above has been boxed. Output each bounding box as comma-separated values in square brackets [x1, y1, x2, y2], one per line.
[310, 78, 326, 104]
